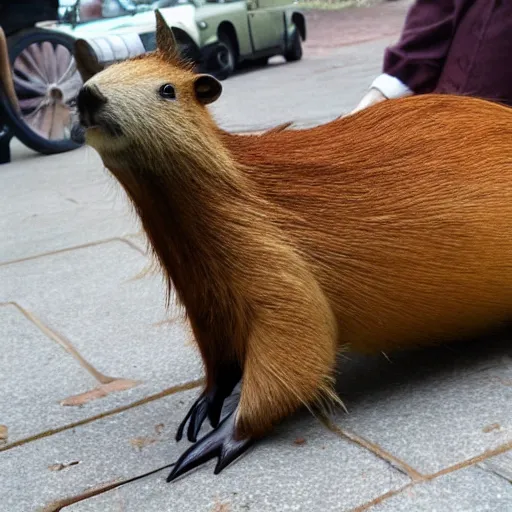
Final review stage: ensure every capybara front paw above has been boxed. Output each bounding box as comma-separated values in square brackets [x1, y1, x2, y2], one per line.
[176, 364, 242, 442]
[167, 406, 254, 482]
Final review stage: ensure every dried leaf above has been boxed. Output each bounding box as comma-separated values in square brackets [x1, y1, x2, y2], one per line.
[48, 461, 81, 471]
[482, 423, 501, 433]
[129, 437, 157, 451]
[60, 379, 140, 406]
[0, 425, 7, 445]
[212, 499, 231, 512]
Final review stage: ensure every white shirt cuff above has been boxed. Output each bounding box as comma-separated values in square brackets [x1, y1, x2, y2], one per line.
[370, 73, 413, 100]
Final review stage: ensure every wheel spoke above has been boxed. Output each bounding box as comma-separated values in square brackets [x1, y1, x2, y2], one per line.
[14, 56, 46, 86]
[18, 96, 46, 111]
[49, 103, 70, 140]
[42, 41, 59, 83]
[28, 42, 46, 79]
[60, 74, 83, 103]
[57, 60, 78, 86]
[23, 106, 46, 137]
[40, 105, 55, 139]
[13, 75, 47, 96]
[55, 45, 74, 80]
[14, 47, 47, 82]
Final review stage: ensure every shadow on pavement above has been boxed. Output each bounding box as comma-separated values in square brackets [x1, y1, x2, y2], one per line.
[334, 325, 512, 407]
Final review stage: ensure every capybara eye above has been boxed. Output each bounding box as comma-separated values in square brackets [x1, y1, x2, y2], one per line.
[159, 84, 176, 100]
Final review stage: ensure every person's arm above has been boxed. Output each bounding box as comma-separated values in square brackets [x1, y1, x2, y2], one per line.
[382, 0, 461, 95]
[351, 0, 463, 114]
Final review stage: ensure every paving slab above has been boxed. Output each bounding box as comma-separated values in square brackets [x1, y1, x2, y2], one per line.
[0, 241, 202, 445]
[0, 147, 138, 265]
[0, 304, 97, 443]
[62, 407, 409, 512]
[333, 337, 512, 476]
[371, 464, 512, 511]
[0, 390, 197, 512]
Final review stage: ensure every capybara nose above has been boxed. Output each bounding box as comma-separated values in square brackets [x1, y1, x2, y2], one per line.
[76, 84, 107, 127]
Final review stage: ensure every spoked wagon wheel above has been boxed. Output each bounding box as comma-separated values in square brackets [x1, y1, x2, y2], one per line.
[7, 28, 83, 154]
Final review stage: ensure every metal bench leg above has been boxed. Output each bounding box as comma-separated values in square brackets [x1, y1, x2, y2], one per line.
[0, 123, 12, 164]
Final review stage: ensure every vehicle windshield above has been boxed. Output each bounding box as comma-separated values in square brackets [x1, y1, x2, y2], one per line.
[59, 0, 188, 25]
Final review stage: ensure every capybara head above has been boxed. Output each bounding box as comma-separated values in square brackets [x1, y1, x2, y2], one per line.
[72, 10, 222, 160]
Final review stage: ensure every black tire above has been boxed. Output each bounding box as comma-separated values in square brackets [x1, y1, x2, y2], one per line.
[214, 32, 236, 81]
[6, 28, 83, 155]
[284, 28, 302, 62]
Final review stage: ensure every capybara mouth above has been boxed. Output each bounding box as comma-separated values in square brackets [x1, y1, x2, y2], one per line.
[95, 117, 123, 138]
[71, 118, 123, 144]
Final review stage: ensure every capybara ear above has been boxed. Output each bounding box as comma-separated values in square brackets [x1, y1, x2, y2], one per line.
[155, 9, 179, 62]
[74, 39, 104, 82]
[193, 74, 223, 105]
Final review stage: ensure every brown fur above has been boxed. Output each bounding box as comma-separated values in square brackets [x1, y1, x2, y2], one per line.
[76, 21, 512, 441]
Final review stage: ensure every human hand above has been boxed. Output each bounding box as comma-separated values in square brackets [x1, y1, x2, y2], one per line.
[349, 88, 387, 115]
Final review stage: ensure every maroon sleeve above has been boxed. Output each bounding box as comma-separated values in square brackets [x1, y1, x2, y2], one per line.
[383, 0, 463, 94]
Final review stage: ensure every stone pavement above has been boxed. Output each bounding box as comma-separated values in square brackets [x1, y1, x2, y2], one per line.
[1, 3, 511, 511]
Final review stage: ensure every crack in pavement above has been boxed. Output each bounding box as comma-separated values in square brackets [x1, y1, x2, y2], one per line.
[42, 464, 175, 512]
[324, 418, 423, 481]
[0, 379, 203, 453]
[478, 452, 512, 484]
[350, 443, 512, 511]
[3, 302, 122, 385]
[2, 301, 143, 409]
[426, 441, 512, 480]
[0, 236, 145, 268]
[350, 482, 415, 512]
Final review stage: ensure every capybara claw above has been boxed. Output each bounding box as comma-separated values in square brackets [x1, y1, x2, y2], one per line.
[176, 388, 226, 443]
[175, 392, 208, 442]
[187, 395, 210, 442]
[167, 409, 254, 482]
[176, 370, 242, 442]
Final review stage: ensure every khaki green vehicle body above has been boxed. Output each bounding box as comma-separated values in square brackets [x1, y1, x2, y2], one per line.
[191, 0, 306, 59]
[46, 0, 306, 77]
